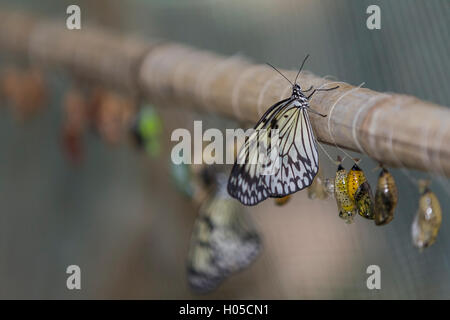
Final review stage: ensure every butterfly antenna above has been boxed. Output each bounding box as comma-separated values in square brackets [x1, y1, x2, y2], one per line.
[294, 54, 310, 84]
[266, 63, 293, 86]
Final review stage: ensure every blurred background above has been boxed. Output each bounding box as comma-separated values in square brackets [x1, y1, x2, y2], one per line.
[0, 0, 449, 299]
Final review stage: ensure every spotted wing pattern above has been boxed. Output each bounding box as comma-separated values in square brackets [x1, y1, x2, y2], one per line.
[187, 179, 261, 293]
[228, 98, 319, 205]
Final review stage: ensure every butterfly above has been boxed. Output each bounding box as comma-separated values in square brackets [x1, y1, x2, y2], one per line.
[187, 173, 261, 293]
[228, 55, 339, 205]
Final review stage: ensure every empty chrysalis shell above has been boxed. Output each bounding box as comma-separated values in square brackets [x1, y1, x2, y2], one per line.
[307, 166, 328, 200]
[347, 162, 374, 219]
[334, 161, 356, 224]
[275, 195, 291, 206]
[374, 167, 398, 226]
[412, 180, 442, 250]
[324, 178, 335, 198]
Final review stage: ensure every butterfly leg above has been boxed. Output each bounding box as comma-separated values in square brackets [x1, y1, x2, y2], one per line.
[303, 86, 314, 92]
[307, 86, 340, 99]
[308, 108, 327, 117]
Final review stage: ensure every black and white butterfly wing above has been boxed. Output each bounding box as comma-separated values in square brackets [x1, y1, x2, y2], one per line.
[228, 99, 319, 206]
[227, 98, 290, 205]
[187, 180, 261, 293]
[265, 102, 319, 196]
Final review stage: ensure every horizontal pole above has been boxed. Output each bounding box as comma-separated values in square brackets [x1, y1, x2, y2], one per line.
[1, 9, 449, 177]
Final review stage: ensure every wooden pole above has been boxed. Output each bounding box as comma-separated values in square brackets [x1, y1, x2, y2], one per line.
[1, 9, 449, 177]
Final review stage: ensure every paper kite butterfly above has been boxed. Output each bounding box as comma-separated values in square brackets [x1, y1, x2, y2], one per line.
[228, 55, 339, 206]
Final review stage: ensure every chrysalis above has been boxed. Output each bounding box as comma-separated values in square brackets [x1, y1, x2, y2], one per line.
[95, 91, 136, 145]
[346, 161, 366, 201]
[324, 178, 335, 198]
[275, 195, 291, 206]
[334, 159, 356, 224]
[61, 87, 88, 165]
[347, 162, 374, 219]
[412, 180, 442, 250]
[1, 67, 47, 121]
[354, 182, 375, 220]
[130, 105, 162, 157]
[187, 174, 261, 293]
[307, 166, 329, 200]
[374, 166, 398, 226]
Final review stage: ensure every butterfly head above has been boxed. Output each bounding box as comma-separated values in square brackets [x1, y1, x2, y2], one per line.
[292, 84, 303, 98]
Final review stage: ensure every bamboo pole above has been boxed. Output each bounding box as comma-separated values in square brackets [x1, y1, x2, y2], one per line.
[1, 9, 449, 177]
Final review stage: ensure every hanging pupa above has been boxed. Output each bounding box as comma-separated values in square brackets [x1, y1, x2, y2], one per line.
[95, 90, 136, 145]
[187, 173, 261, 293]
[307, 165, 329, 200]
[130, 105, 163, 157]
[324, 178, 335, 198]
[334, 157, 356, 224]
[346, 160, 366, 201]
[275, 195, 291, 206]
[0, 67, 47, 121]
[374, 166, 398, 226]
[347, 161, 374, 219]
[61, 87, 88, 165]
[412, 180, 442, 250]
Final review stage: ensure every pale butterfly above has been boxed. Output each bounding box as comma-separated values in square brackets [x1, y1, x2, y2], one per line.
[228, 55, 339, 205]
[188, 173, 261, 293]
